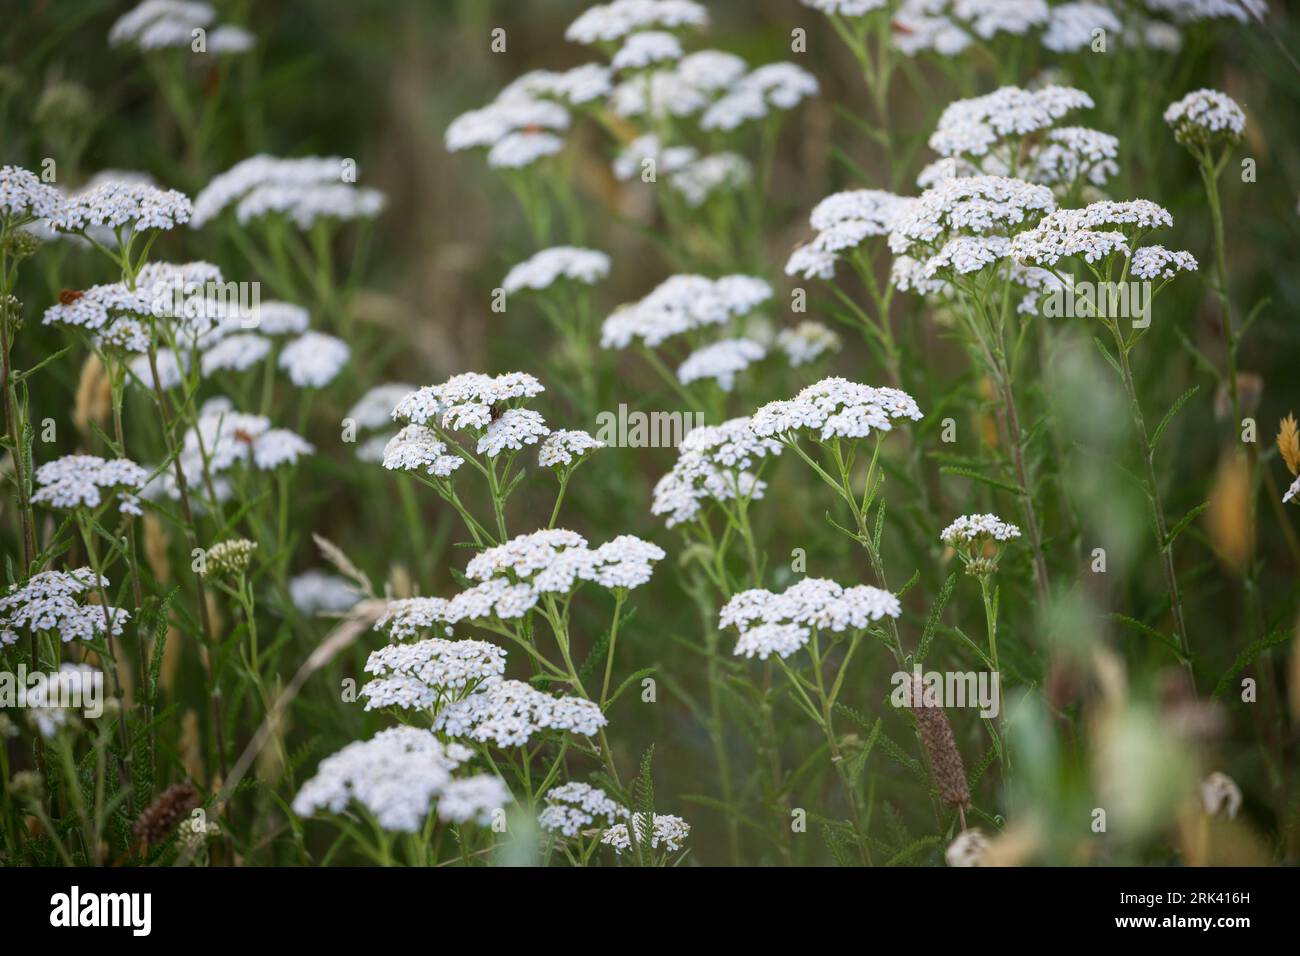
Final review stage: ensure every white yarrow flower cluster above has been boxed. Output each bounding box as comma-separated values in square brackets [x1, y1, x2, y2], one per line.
[288, 570, 361, 616]
[700, 62, 818, 131]
[538, 782, 630, 837]
[1164, 89, 1247, 148]
[538, 429, 606, 469]
[463, 528, 665, 602]
[434, 679, 607, 747]
[677, 337, 766, 391]
[53, 180, 192, 234]
[786, 190, 918, 278]
[776, 321, 842, 367]
[940, 513, 1022, 545]
[1, 165, 64, 222]
[669, 153, 753, 207]
[750, 377, 923, 443]
[611, 30, 683, 71]
[502, 247, 611, 294]
[109, 1, 253, 54]
[361, 637, 507, 710]
[1042, 3, 1123, 53]
[652, 417, 782, 527]
[601, 812, 691, 853]
[277, 331, 350, 388]
[192, 155, 384, 229]
[888, 176, 1057, 283]
[32, 455, 148, 514]
[566, 0, 709, 44]
[1010, 199, 1185, 270]
[292, 726, 490, 833]
[0, 569, 128, 647]
[601, 274, 771, 349]
[720, 577, 902, 660]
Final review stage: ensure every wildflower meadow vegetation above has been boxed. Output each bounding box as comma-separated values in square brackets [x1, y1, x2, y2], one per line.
[1, 0, 1299, 872]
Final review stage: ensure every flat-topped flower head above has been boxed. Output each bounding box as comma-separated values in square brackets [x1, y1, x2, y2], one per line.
[601, 274, 771, 349]
[941, 512, 1021, 544]
[1010, 199, 1177, 268]
[669, 153, 753, 207]
[566, 0, 708, 45]
[1145, 0, 1266, 24]
[382, 425, 465, 479]
[929, 86, 1093, 160]
[941, 513, 1020, 575]
[1, 165, 64, 224]
[446, 97, 570, 153]
[43, 283, 158, 352]
[1131, 245, 1198, 280]
[1030, 127, 1120, 190]
[32, 455, 148, 514]
[393, 372, 545, 436]
[361, 638, 507, 710]
[476, 408, 550, 458]
[750, 377, 923, 443]
[435, 679, 607, 747]
[677, 338, 766, 392]
[888, 176, 1056, 270]
[292, 726, 480, 833]
[721, 577, 902, 659]
[538, 429, 606, 469]
[109, 1, 212, 48]
[277, 331, 350, 388]
[777, 321, 842, 367]
[375, 597, 454, 639]
[789, 190, 918, 277]
[54, 180, 192, 234]
[607, 50, 746, 119]
[0, 568, 128, 646]
[192, 155, 383, 229]
[800, 0, 888, 15]
[1164, 89, 1246, 150]
[348, 383, 417, 431]
[951, 0, 1050, 38]
[464, 528, 663, 596]
[499, 64, 614, 106]
[539, 782, 629, 836]
[612, 30, 683, 71]
[148, 403, 312, 498]
[200, 333, 271, 376]
[613, 134, 697, 181]
[700, 62, 818, 131]
[893, 1, 974, 56]
[502, 247, 611, 294]
[437, 775, 511, 825]
[652, 417, 782, 527]
[1042, 3, 1123, 52]
[288, 570, 361, 615]
[601, 813, 691, 853]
